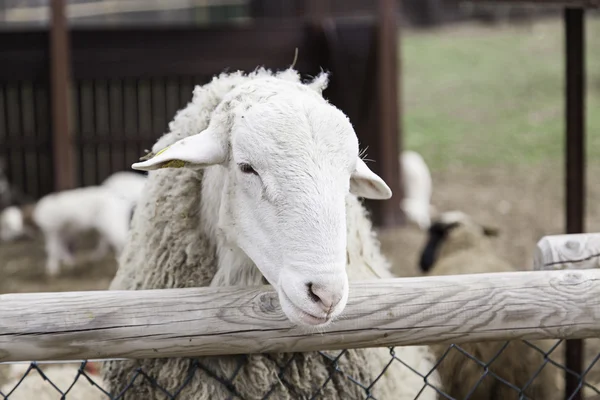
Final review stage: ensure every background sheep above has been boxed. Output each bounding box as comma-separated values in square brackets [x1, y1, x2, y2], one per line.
[418, 210, 561, 400]
[399, 150, 435, 230]
[0, 185, 133, 277]
[0, 362, 106, 400]
[98, 170, 149, 248]
[0, 170, 148, 276]
[101, 171, 148, 207]
[101, 67, 441, 399]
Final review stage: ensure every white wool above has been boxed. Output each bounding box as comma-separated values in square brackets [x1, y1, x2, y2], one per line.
[400, 150, 434, 229]
[101, 171, 147, 206]
[0, 206, 23, 241]
[106, 67, 441, 399]
[1, 363, 106, 400]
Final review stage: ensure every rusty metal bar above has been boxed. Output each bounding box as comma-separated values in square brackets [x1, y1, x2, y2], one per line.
[377, 0, 404, 227]
[50, 0, 75, 191]
[564, 7, 586, 400]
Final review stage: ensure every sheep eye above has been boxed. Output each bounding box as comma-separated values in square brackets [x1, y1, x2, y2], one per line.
[239, 163, 258, 175]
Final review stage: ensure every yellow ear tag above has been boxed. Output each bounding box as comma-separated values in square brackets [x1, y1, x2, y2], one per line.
[160, 160, 186, 169]
[152, 145, 186, 169]
[154, 146, 170, 156]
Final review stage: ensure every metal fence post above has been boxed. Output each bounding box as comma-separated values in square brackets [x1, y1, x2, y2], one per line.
[564, 7, 586, 400]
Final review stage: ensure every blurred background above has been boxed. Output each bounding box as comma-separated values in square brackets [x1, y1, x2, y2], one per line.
[0, 0, 598, 293]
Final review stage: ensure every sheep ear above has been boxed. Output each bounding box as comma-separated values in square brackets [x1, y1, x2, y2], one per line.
[419, 233, 441, 273]
[131, 129, 227, 171]
[350, 158, 392, 200]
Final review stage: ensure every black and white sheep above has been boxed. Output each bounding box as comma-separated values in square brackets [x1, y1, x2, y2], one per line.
[419, 210, 561, 400]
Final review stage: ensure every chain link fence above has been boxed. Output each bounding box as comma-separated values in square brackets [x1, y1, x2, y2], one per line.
[1, 339, 600, 399]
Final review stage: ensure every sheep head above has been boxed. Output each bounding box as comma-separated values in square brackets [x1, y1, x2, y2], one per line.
[132, 75, 391, 327]
[418, 210, 500, 273]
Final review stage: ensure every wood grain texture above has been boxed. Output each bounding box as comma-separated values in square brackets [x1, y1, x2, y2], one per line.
[0, 269, 599, 362]
[534, 233, 600, 271]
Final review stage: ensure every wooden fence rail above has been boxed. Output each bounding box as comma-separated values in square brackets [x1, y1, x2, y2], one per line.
[0, 268, 599, 363]
[535, 233, 600, 270]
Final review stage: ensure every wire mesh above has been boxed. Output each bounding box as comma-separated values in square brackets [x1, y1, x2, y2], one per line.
[1, 339, 599, 399]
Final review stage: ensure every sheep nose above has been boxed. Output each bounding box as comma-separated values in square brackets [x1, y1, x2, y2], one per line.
[307, 282, 343, 313]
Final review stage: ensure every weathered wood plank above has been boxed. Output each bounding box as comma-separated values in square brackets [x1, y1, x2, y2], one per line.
[534, 233, 600, 270]
[0, 269, 599, 362]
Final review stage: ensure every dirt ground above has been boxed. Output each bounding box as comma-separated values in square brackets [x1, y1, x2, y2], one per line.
[1, 162, 600, 396]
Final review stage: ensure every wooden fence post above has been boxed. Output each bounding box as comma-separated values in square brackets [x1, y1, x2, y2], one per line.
[375, 0, 404, 228]
[320, 8, 404, 228]
[50, 0, 76, 191]
[535, 233, 600, 271]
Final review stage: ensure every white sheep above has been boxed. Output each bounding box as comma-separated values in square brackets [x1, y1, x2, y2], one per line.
[101, 68, 442, 399]
[0, 185, 133, 277]
[399, 150, 435, 230]
[85, 171, 149, 260]
[418, 210, 561, 400]
[101, 171, 148, 207]
[0, 362, 107, 400]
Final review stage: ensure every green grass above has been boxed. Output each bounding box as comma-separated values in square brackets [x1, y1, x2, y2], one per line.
[401, 16, 600, 170]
